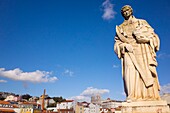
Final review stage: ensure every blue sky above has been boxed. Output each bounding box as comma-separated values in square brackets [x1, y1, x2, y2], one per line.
[0, 0, 170, 101]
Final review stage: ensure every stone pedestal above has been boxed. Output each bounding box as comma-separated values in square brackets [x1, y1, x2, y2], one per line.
[121, 100, 170, 113]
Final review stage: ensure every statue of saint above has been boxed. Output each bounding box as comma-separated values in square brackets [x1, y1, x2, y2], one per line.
[114, 5, 161, 102]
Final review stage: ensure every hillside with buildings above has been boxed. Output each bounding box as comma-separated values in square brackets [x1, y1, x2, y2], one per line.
[0, 90, 170, 113]
[0, 90, 123, 113]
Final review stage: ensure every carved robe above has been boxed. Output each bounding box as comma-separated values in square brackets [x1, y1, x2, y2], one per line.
[114, 16, 160, 101]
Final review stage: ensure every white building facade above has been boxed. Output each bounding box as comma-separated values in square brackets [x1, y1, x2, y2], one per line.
[101, 100, 122, 109]
[89, 103, 100, 113]
[4, 95, 15, 101]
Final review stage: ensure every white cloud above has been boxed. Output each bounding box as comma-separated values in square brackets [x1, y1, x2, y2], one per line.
[69, 95, 90, 102]
[121, 92, 126, 96]
[102, 0, 116, 20]
[0, 79, 7, 83]
[62, 69, 74, 77]
[157, 53, 170, 59]
[56, 64, 75, 77]
[112, 64, 119, 68]
[81, 87, 110, 96]
[69, 87, 110, 102]
[160, 83, 170, 94]
[0, 68, 58, 83]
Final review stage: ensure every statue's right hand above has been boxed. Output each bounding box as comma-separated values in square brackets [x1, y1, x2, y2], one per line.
[125, 44, 133, 53]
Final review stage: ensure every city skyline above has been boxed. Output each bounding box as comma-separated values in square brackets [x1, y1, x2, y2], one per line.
[0, 0, 170, 102]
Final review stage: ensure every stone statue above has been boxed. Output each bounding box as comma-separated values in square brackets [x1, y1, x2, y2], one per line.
[114, 5, 161, 102]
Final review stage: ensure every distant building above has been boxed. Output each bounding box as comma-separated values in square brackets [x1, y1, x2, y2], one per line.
[56, 100, 74, 113]
[89, 103, 100, 113]
[5, 94, 22, 102]
[101, 98, 122, 109]
[84, 107, 90, 113]
[17, 102, 41, 113]
[14, 95, 22, 102]
[79, 101, 90, 113]
[0, 92, 15, 99]
[29, 96, 39, 102]
[37, 97, 55, 109]
[100, 108, 111, 113]
[161, 93, 170, 106]
[81, 101, 89, 107]
[75, 102, 84, 113]
[17, 102, 41, 109]
[47, 107, 57, 112]
[4, 95, 15, 102]
[91, 94, 101, 105]
[0, 101, 16, 113]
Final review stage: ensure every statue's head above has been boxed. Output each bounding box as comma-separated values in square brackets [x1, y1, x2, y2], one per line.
[121, 5, 133, 20]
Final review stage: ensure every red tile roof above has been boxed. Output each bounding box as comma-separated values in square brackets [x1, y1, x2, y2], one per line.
[0, 109, 15, 112]
[19, 102, 38, 105]
[0, 101, 11, 104]
[62, 100, 74, 102]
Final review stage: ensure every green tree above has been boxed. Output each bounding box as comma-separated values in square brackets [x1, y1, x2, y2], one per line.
[22, 94, 32, 100]
[52, 96, 66, 103]
[0, 96, 5, 100]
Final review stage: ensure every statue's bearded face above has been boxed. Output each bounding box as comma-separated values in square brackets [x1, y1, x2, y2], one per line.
[121, 6, 133, 20]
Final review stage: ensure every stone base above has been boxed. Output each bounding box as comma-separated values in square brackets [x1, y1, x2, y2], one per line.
[121, 100, 170, 113]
